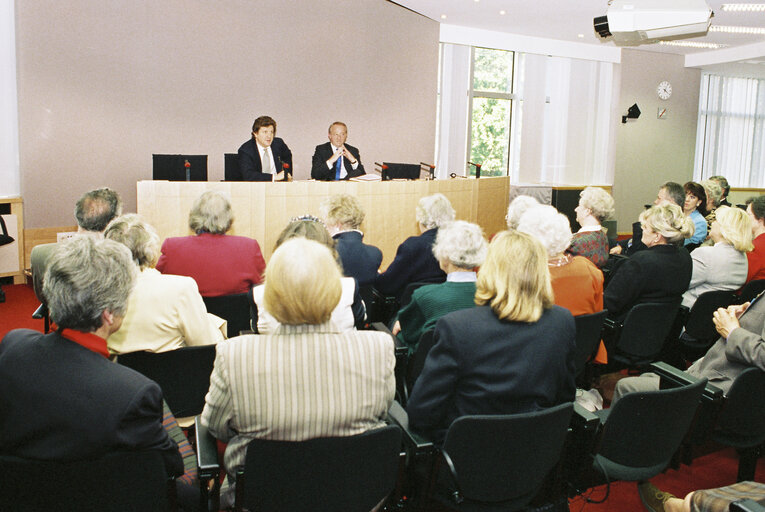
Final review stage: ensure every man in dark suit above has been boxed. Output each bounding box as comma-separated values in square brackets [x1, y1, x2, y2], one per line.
[0, 236, 183, 477]
[311, 121, 365, 181]
[238, 115, 293, 181]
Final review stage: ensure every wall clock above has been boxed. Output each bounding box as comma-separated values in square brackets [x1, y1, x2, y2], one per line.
[657, 81, 672, 100]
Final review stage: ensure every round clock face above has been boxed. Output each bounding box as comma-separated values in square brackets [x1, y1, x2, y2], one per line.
[658, 81, 672, 100]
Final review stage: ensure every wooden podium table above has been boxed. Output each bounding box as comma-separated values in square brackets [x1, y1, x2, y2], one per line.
[137, 178, 511, 268]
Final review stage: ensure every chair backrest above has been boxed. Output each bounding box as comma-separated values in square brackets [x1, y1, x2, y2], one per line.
[117, 345, 216, 417]
[406, 329, 436, 392]
[440, 403, 574, 509]
[224, 153, 242, 181]
[595, 378, 706, 482]
[713, 368, 765, 448]
[573, 310, 608, 377]
[202, 293, 251, 338]
[152, 153, 208, 181]
[30, 243, 56, 304]
[399, 281, 434, 309]
[683, 290, 734, 343]
[382, 162, 421, 180]
[738, 279, 765, 305]
[613, 302, 680, 364]
[238, 425, 401, 511]
[0, 450, 170, 512]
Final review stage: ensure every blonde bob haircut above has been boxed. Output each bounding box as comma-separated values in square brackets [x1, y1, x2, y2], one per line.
[263, 238, 342, 325]
[104, 214, 161, 270]
[639, 204, 695, 245]
[715, 205, 754, 252]
[188, 190, 233, 235]
[320, 194, 365, 230]
[475, 230, 554, 323]
[579, 187, 615, 223]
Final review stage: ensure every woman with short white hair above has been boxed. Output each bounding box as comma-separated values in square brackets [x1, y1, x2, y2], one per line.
[392, 220, 488, 355]
[156, 190, 266, 297]
[105, 214, 225, 354]
[517, 205, 604, 317]
[375, 193, 456, 300]
[505, 195, 539, 230]
[682, 205, 753, 308]
[569, 187, 614, 268]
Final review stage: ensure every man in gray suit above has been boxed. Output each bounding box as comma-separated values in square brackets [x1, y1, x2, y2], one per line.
[614, 295, 765, 399]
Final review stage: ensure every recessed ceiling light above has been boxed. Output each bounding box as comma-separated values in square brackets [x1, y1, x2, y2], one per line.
[441, 14, 447, 19]
[499, 10, 506, 15]
[577, 33, 585, 38]
[658, 40, 727, 49]
[721, 4, 765, 12]
[710, 25, 765, 35]
[474, 0, 480, 3]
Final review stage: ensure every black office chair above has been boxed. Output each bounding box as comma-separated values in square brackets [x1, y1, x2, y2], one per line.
[604, 301, 681, 369]
[736, 279, 765, 305]
[202, 293, 252, 338]
[678, 290, 735, 361]
[732, 499, 765, 512]
[117, 345, 216, 419]
[224, 153, 242, 181]
[404, 329, 437, 403]
[30, 243, 56, 333]
[0, 450, 175, 512]
[233, 425, 402, 512]
[586, 378, 706, 489]
[573, 310, 608, 387]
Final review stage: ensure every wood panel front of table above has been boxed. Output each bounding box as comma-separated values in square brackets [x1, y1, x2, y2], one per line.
[137, 178, 511, 269]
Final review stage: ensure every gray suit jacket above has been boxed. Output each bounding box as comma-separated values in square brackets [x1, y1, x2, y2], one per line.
[681, 242, 748, 308]
[688, 293, 765, 393]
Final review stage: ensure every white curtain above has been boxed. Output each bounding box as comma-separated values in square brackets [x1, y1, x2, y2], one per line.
[694, 74, 765, 187]
[0, 0, 19, 198]
[435, 44, 471, 179]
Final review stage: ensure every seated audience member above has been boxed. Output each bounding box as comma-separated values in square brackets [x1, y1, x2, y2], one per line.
[238, 115, 292, 181]
[251, 216, 365, 333]
[392, 220, 488, 356]
[682, 206, 752, 309]
[746, 195, 765, 283]
[518, 205, 603, 317]
[156, 190, 265, 296]
[310, 121, 365, 181]
[701, 178, 724, 237]
[0, 236, 183, 477]
[104, 214, 225, 354]
[568, 186, 615, 268]
[505, 194, 540, 230]
[683, 181, 708, 248]
[611, 182, 685, 256]
[605, 204, 694, 321]
[639, 481, 765, 512]
[406, 230, 576, 443]
[710, 175, 731, 207]
[320, 193, 382, 286]
[375, 193, 455, 300]
[202, 238, 395, 508]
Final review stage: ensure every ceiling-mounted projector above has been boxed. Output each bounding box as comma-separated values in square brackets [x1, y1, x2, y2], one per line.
[593, 0, 713, 46]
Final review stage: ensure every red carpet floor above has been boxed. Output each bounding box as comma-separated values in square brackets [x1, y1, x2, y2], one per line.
[0, 283, 45, 338]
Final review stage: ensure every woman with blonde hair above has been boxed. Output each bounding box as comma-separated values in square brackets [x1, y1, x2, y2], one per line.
[604, 204, 694, 321]
[406, 230, 576, 443]
[568, 187, 615, 268]
[682, 206, 753, 308]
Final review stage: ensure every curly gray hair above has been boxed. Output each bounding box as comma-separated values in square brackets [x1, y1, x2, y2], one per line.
[517, 205, 573, 257]
[432, 220, 488, 269]
[104, 214, 161, 269]
[188, 191, 234, 235]
[506, 195, 540, 229]
[579, 187, 615, 223]
[43, 236, 136, 332]
[416, 193, 456, 230]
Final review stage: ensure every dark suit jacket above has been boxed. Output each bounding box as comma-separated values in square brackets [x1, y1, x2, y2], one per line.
[374, 228, 446, 300]
[237, 137, 293, 181]
[604, 244, 692, 321]
[311, 142, 365, 180]
[334, 231, 382, 287]
[0, 329, 183, 476]
[406, 305, 576, 443]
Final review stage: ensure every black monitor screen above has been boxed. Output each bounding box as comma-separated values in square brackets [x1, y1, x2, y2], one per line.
[152, 154, 208, 181]
[382, 162, 420, 181]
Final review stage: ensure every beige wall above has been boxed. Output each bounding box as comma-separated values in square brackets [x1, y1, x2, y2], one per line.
[611, 49, 701, 232]
[16, 0, 439, 228]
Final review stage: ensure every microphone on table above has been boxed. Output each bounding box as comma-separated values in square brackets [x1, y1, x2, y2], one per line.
[184, 159, 191, 181]
[281, 163, 292, 182]
[468, 161, 482, 179]
[421, 162, 436, 180]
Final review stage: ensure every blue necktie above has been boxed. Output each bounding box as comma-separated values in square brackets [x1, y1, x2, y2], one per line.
[335, 156, 343, 180]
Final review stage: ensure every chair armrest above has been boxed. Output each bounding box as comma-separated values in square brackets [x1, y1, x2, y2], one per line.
[32, 303, 47, 319]
[650, 361, 724, 402]
[370, 322, 408, 358]
[387, 401, 435, 454]
[194, 416, 220, 480]
[572, 403, 601, 430]
[731, 500, 765, 512]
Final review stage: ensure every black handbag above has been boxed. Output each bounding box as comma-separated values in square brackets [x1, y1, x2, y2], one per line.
[0, 215, 14, 246]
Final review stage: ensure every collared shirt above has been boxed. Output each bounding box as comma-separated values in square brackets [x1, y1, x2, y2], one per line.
[255, 141, 276, 174]
[59, 328, 110, 358]
[327, 144, 359, 178]
[577, 224, 602, 233]
[446, 271, 477, 283]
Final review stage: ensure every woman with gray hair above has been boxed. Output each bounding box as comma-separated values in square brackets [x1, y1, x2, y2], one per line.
[505, 194, 540, 229]
[156, 190, 265, 296]
[105, 214, 225, 355]
[392, 220, 488, 355]
[517, 205, 604, 317]
[568, 187, 614, 268]
[375, 193, 456, 300]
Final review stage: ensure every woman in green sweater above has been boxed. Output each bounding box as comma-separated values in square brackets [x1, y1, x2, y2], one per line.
[392, 220, 488, 355]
